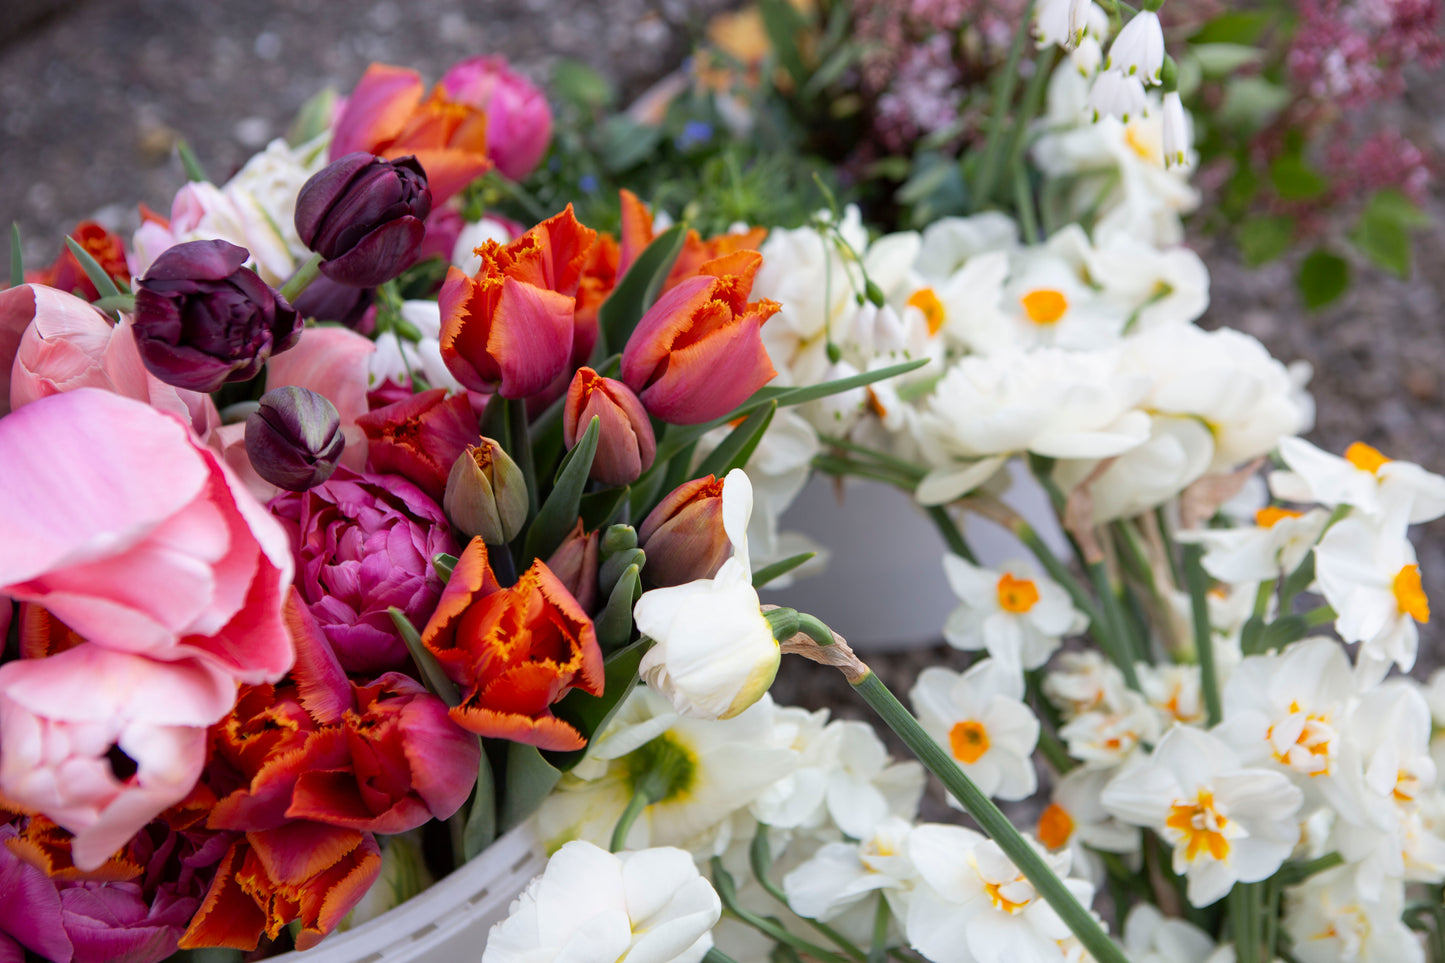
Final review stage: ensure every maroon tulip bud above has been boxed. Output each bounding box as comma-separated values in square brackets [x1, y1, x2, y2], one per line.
[546, 519, 601, 611]
[295, 152, 433, 287]
[132, 239, 301, 392]
[636, 475, 728, 588]
[563, 367, 656, 486]
[245, 386, 345, 491]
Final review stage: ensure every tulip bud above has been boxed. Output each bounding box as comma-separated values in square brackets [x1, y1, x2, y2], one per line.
[444, 438, 529, 544]
[295, 152, 433, 287]
[546, 519, 601, 611]
[563, 367, 657, 486]
[636, 475, 729, 588]
[132, 239, 301, 392]
[245, 386, 345, 491]
[292, 274, 378, 331]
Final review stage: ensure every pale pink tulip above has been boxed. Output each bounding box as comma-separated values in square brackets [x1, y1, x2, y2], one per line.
[0, 645, 236, 871]
[0, 389, 293, 682]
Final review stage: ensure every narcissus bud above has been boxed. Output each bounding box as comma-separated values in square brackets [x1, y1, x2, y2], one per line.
[245, 386, 345, 491]
[636, 475, 728, 588]
[444, 438, 528, 544]
[295, 152, 432, 287]
[563, 367, 656, 486]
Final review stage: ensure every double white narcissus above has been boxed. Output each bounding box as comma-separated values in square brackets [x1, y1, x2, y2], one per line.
[1101, 725, 1303, 907]
[941, 555, 1087, 672]
[911, 659, 1040, 802]
[634, 469, 779, 720]
[483, 840, 721, 963]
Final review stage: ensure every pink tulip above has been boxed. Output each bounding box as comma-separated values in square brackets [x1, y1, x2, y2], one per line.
[265, 323, 376, 471]
[440, 56, 553, 180]
[0, 645, 237, 871]
[0, 389, 293, 683]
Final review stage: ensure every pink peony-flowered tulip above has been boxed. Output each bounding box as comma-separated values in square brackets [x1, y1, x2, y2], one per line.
[0, 389, 293, 682]
[439, 56, 553, 180]
[0, 644, 237, 871]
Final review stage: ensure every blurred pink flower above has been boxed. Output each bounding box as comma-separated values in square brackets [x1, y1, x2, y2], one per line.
[0, 389, 293, 682]
[440, 56, 554, 180]
[0, 645, 237, 871]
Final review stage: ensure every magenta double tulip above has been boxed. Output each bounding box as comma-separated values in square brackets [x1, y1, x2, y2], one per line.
[439, 56, 554, 181]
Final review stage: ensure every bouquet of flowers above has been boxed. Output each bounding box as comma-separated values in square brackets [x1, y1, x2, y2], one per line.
[2, 2, 1443, 963]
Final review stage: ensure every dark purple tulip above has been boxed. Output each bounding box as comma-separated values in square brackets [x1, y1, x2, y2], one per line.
[246, 385, 345, 491]
[132, 239, 301, 393]
[295, 152, 432, 287]
[292, 274, 378, 332]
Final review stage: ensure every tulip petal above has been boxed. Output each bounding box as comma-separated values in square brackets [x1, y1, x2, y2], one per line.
[330, 65, 424, 160]
[489, 277, 574, 398]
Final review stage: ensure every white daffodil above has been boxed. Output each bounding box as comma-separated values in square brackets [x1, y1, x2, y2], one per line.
[912, 213, 1020, 281]
[940, 555, 1087, 671]
[905, 824, 1096, 963]
[1177, 505, 1329, 585]
[1137, 662, 1207, 728]
[914, 346, 1151, 504]
[1036, 766, 1140, 885]
[1424, 669, 1445, 778]
[1042, 650, 1131, 722]
[1101, 725, 1303, 907]
[635, 469, 780, 720]
[782, 817, 918, 922]
[483, 840, 721, 963]
[911, 660, 1040, 802]
[1057, 686, 1162, 770]
[1053, 414, 1214, 524]
[1106, 10, 1165, 84]
[1121, 904, 1220, 963]
[536, 688, 798, 856]
[1313, 505, 1430, 681]
[1270, 436, 1445, 524]
[1085, 231, 1210, 328]
[1283, 867, 1425, 963]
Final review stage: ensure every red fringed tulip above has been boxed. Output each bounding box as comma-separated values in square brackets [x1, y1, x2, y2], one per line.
[25, 220, 131, 302]
[637, 475, 730, 588]
[440, 56, 553, 181]
[438, 205, 597, 398]
[330, 63, 491, 205]
[294, 152, 432, 287]
[620, 250, 779, 424]
[354, 387, 477, 502]
[421, 538, 604, 750]
[564, 367, 656, 485]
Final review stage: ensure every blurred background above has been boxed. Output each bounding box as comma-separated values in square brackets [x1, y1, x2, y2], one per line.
[3, 0, 1444, 675]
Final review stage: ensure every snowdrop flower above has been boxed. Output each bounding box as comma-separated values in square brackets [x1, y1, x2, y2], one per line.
[1088, 70, 1149, 123]
[1034, 0, 1096, 51]
[1106, 11, 1164, 84]
[905, 824, 1096, 963]
[483, 840, 721, 963]
[1270, 437, 1445, 524]
[1161, 91, 1191, 169]
[1121, 904, 1220, 963]
[1283, 867, 1424, 963]
[537, 688, 797, 856]
[1102, 725, 1303, 906]
[782, 817, 917, 922]
[911, 660, 1040, 801]
[1313, 505, 1429, 681]
[941, 555, 1087, 671]
[1177, 505, 1329, 585]
[635, 469, 780, 720]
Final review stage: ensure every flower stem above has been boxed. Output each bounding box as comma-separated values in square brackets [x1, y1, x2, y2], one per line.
[504, 396, 539, 518]
[278, 252, 323, 303]
[849, 671, 1128, 963]
[610, 788, 649, 853]
[927, 505, 978, 563]
[971, 0, 1039, 210]
[1182, 544, 1223, 726]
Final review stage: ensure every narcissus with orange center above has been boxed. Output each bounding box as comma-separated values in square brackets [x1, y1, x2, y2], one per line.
[1255, 506, 1303, 528]
[907, 287, 947, 336]
[1020, 288, 1068, 324]
[1164, 789, 1231, 863]
[996, 573, 1041, 613]
[1393, 564, 1429, 622]
[1037, 802, 1075, 850]
[1344, 441, 1390, 474]
[949, 720, 991, 763]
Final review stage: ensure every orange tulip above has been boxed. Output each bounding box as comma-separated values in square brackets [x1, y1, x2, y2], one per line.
[421, 538, 604, 750]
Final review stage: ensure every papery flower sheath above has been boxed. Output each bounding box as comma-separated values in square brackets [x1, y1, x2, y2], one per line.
[421, 537, 604, 750]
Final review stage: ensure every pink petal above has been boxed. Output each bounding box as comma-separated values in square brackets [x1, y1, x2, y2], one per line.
[330, 65, 424, 159]
[265, 325, 376, 428]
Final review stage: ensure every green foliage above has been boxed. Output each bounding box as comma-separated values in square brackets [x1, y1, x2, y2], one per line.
[1349, 189, 1430, 278]
[1237, 216, 1295, 267]
[1296, 249, 1350, 309]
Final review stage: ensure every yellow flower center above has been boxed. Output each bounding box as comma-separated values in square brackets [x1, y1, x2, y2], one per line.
[949, 720, 991, 764]
[997, 573, 1041, 614]
[984, 876, 1032, 914]
[907, 287, 947, 336]
[1164, 789, 1231, 863]
[1267, 701, 1335, 776]
[1037, 803, 1075, 850]
[1020, 289, 1069, 325]
[1255, 506, 1303, 528]
[1394, 564, 1429, 623]
[1125, 122, 1161, 163]
[1344, 441, 1390, 474]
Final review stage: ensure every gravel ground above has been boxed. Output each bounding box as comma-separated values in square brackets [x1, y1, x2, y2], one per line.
[3, 0, 1444, 681]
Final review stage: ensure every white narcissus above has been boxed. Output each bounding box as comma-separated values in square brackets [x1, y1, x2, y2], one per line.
[1177, 505, 1329, 585]
[1036, 766, 1140, 886]
[634, 469, 779, 720]
[1284, 867, 1425, 963]
[905, 824, 1097, 963]
[940, 555, 1087, 671]
[782, 817, 918, 922]
[911, 660, 1040, 802]
[1101, 725, 1303, 907]
[1121, 904, 1219, 963]
[483, 840, 721, 963]
[1270, 436, 1445, 524]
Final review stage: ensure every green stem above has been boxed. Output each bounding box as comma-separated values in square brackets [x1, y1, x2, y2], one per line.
[610, 788, 649, 853]
[1087, 561, 1143, 690]
[703, 950, 743, 963]
[971, 0, 1038, 210]
[749, 828, 870, 963]
[817, 433, 927, 480]
[1231, 882, 1263, 963]
[505, 396, 539, 518]
[1253, 578, 1277, 619]
[1183, 544, 1223, 726]
[1303, 605, 1336, 627]
[1016, 522, 1103, 629]
[850, 672, 1128, 963]
[711, 858, 854, 963]
[1014, 166, 1041, 246]
[927, 506, 978, 563]
[869, 894, 891, 963]
[812, 454, 921, 489]
[1263, 874, 1282, 960]
[278, 252, 323, 303]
